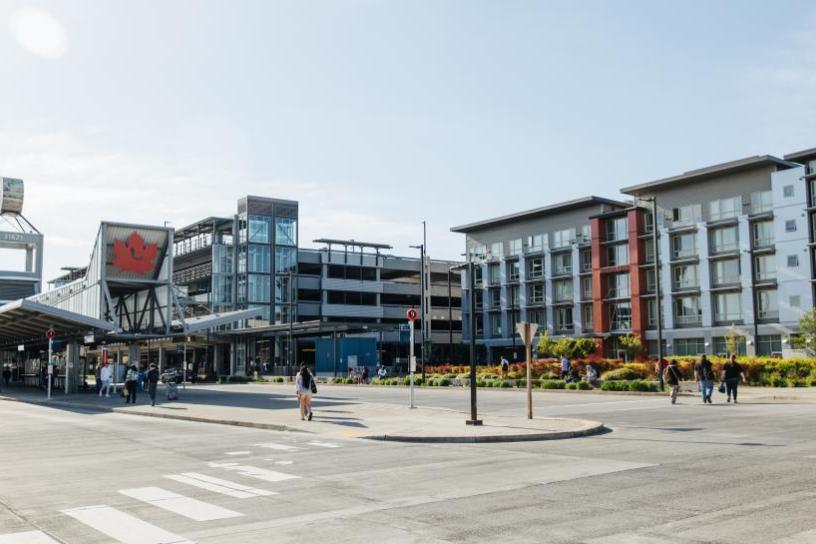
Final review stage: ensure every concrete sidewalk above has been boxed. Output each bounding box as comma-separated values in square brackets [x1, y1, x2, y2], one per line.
[0, 385, 605, 443]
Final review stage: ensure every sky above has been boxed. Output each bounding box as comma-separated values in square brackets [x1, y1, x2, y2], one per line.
[1, 0, 816, 282]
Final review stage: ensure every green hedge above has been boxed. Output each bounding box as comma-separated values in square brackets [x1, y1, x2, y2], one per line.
[540, 380, 566, 390]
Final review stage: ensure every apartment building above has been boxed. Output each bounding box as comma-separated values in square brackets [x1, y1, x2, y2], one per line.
[450, 197, 629, 362]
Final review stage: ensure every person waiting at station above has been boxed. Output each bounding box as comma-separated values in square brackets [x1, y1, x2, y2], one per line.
[99, 362, 114, 398]
[124, 365, 138, 404]
[146, 364, 160, 406]
[2, 366, 10, 388]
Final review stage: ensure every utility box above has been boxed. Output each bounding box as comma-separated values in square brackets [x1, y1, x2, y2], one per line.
[315, 337, 377, 375]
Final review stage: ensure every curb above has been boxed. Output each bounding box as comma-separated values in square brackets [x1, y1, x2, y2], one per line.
[0, 395, 306, 433]
[364, 422, 608, 444]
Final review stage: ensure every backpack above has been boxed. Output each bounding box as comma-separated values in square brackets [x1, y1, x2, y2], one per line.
[302, 371, 311, 390]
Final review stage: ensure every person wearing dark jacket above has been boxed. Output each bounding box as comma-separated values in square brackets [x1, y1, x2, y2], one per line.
[146, 364, 160, 406]
[2, 366, 11, 388]
[721, 355, 746, 403]
[663, 360, 683, 405]
[125, 365, 138, 404]
[695, 355, 715, 404]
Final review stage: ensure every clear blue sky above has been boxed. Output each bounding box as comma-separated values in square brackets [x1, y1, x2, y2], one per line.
[1, 0, 815, 280]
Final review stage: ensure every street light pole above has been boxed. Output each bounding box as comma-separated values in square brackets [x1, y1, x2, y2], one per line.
[645, 196, 665, 392]
[410, 242, 426, 380]
[466, 260, 481, 425]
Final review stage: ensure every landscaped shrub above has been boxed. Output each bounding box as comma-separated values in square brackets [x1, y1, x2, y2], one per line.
[628, 380, 658, 392]
[601, 366, 646, 381]
[770, 372, 786, 387]
[540, 380, 566, 390]
[600, 380, 629, 391]
[566, 382, 579, 390]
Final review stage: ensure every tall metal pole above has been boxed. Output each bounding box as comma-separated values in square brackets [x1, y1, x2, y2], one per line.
[467, 260, 482, 425]
[47, 338, 52, 400]
[747, 249, 760, 348]
[409, 318, 416, 409]
[447, 269, 453, 354]
[650, 197, 665, 392]
[289, 270, 294, 375]
[419, 243, 426, 381]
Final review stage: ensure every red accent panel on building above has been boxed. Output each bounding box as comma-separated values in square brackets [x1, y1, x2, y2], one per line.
[590, 217, 607, 338]
[627, 209, 647, 345]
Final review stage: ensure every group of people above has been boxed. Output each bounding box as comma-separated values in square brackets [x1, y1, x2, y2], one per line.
[663, 354, 746, 405]
[96, 362, 161, 406]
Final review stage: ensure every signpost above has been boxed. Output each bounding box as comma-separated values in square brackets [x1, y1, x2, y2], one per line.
[516, 321, 539, 420]
[45, 328, 55, 400]
[406, 307, 418, 409]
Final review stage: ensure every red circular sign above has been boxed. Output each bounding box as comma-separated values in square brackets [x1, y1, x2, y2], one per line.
[46, 328, 56, 340]
[406, 308, 418, 322]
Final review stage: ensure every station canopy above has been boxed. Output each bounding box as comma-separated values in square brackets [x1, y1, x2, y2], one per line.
[0, 298, 115, 347]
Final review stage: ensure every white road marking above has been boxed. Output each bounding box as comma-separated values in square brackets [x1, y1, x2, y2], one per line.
[218, 465, 300, 483]
[206, 462, 239, 468]
[255, 442, 299, 451]
[164, 474, 256, 499]
[120, 487, 243, 522]
[171, 472, 277, 497]
[62, 505, 194, 544]
[274, 461, 294, 466]
[307, 441, 340, 448]
[0, 531, 60, 544]
[224, 451, 251, 456]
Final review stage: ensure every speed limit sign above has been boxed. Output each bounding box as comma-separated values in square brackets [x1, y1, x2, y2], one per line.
[406, 308, 418, 322]
[45, 328, 56, 340]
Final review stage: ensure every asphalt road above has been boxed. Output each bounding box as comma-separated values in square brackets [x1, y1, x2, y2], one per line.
[2, 385, 816, 543]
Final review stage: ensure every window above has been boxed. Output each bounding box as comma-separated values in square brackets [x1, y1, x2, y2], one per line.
[674, 296, 701, 325]
[474, 290, 483, 310]
[472, 266, 483, 287]
[528, 257, 544, 278]
[553, 253, 572, 276]
[788, 255, 800, 268]
[754, 255, 776, 281]
[647, 299, 657, 327]
[552, 228, 576, 249]
[783, 185, 795, 198]
[468, 243, 486, 260]
[671, 233, 696, 259]
[674, 338, 705, 356]
[607, 273, 630, 298]
[713, 336, 747, 356]
[247, 245, 271, 273]
[751, 191, 773, 214]
[275, 217, 297, 246]
[275, 275, 293, 303]
[757, 334, 782, 356]
[508, 261, 520, 282]
[606, 244, 629, 266]
[275, 246, 297, 274]
[579, 224, 591, 243]
[711, 259, 740, 286]
[508, 286, 520, 307]
[644, 241, 655, 264]
[790, 295, 801, 308]
[475, 314, 483, 336]
[671, 204, 702, 225]
[555, 307, 573, 332]
[274, 305, 291, 325]
[645, 269, 656, 293]
[248, 215, 271, 243]
[714, 293, 741, 323]
[247, 274, 271, 303]
[757, 289, 778, 320]
[580, 248, 592, 272]
[610, 303, 632, 330]
[752, 221, 774, 248]
[527, 309, 546, 327]
[605, 217, 628, 241]
[673, 264, 699, 290]
[709, 196, 742, 221]
[554, 279, 573, 302]
[490, 313, 502, 338]
[528, 283, 545, 304]
[581, 276, 593, 300]
[526, 234, 545, 253]
[581, 304, 593, 331]
[487, 263, 500, 285]
[489, 242, 503, 259]
[785, 220, 797, 232]
[490, 288, 501, 308]
[508, 238, 523, 256]
[709, 226, 738, 254]
[643, 211, 654, 233]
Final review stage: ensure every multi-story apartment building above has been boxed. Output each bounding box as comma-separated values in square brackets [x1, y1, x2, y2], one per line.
[173, 196, 463, 375]
[450, 197, 629, 362]
[453, 150, 816, 361]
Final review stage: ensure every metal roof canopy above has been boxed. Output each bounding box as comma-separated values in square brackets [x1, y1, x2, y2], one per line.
[171, 307, 265, 333]
[0, 298, 116, 347]
[223, 319, 400, 338]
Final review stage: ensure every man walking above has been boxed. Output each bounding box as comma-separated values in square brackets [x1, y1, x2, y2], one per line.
[99, 362, 113, 398]
[500, 356, 510, 379]
[695, 355, 715, 404]
[663, 360, 683, 404]
[146, 364, 160, 406]
[560, 355, 570, 381]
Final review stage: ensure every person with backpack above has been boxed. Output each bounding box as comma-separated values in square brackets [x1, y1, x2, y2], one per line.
[146, 364, 160, 406]
[721, 355, 746, 403]
[296, 365, 315, 421]
[500, 356, 510, 378]
[695, 355, 715, 404]
[663, 360, 683, 405]
[124, 365, 138, 404]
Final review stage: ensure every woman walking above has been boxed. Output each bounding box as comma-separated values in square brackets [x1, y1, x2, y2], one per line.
[296, 365, 314, 421]
[721, 355, 746, 403]
[125, 365, 138, 404]
[695, 355, 715, 404]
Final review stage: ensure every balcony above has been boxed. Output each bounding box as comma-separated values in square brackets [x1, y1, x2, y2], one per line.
[610, 319, 631, 331]
[674, 314, 702, 326]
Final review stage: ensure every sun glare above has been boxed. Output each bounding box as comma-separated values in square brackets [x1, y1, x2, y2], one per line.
[9, 7, 68, 59]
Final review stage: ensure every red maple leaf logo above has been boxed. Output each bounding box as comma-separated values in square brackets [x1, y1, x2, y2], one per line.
[112, 231, 159, 275]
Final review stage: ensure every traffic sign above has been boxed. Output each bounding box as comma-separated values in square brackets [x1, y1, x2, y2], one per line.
[406, 308, 419, 322]
[177, 343, 185, 353]
[45, 328, 56, 340]
[515, 322, 539, 346]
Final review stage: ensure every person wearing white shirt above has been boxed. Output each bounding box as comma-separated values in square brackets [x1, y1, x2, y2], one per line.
[99, 363, 113, 398]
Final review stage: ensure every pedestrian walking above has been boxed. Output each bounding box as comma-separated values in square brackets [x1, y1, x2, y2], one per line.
[721, 355, 746, 403]
[500, 356, 510, 378]
[362, 366, 369, 384]
[2, 366, 11, 388]
[377, 365, 387, 380]
[138, 366, 147, 391]
[585, 364, 599, 387]
[663, 360, 682, 404]
[560, 356, 570, 381]
[296, 365, 314, 421]
[124, 365, 138, 404]
[695, 355, 715, 404]
[99, 362, 113, 398]
[146, 364, 160, 406]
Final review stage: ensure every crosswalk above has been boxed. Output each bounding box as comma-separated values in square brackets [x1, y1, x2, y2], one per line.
[1, 438, 343, 544]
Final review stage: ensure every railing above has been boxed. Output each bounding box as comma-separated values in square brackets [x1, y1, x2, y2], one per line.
[553, 266, 572, 276]
[753, 236, 774, 249]
[758, 310, 779, 320]
[674, 314, 702, 325]
[610, 319, 631, 330]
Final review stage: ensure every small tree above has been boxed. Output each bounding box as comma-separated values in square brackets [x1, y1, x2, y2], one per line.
[536, 333, 558, 358]
[618, 334, 642, 361]
[724, 324, 745, 357]
[572, 338, 597, 359]
[798, 309, 816, 356]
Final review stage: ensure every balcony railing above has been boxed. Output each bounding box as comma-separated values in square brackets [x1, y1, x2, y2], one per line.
[611, 319, 631, 330]
[758, 310, 779, 320]
[674, 314, 702, 326]
[553, 266, 572, 276]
